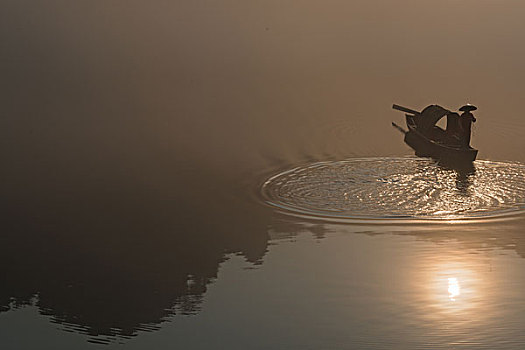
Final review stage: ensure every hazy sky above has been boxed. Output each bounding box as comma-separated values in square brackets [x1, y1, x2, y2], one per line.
[2, 0, 525, 187]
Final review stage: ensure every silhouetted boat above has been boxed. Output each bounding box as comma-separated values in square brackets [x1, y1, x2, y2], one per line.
[392, 104, 478, 164]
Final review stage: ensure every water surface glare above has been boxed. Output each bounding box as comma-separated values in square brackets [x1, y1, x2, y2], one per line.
[262, 157, 525, 222]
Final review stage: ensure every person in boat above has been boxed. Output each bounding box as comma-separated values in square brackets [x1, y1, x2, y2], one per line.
[458, 104, 477, 148]
[445, 111, 461, 143]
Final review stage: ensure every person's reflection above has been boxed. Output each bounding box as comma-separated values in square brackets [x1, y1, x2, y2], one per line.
[454, 164, 475, 194]
[437, 160, 476, 194]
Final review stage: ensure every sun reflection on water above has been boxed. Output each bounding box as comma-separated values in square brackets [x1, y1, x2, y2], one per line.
[431, 262, 480, 315]
[412, 252, 494, 327]
[447, 277, 460, 301]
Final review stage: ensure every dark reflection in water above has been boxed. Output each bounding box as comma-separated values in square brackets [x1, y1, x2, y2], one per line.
[1, 160, 271, 343]
[453, 165, 475, 195]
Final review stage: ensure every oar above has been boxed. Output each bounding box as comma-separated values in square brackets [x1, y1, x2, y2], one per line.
[392, 104, 419, 115]
[392, 122, 407, 134]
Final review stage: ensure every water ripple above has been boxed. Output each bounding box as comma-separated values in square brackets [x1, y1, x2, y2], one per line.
[261, 157, 525, 223]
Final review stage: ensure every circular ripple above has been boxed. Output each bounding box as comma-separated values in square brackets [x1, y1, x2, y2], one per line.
[261, 157, 525, 222]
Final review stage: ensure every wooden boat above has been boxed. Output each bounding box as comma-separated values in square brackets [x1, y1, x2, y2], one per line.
[392, 104, 478, 164]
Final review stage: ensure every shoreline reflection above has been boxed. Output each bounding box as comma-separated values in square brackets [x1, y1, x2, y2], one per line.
[0, 160, 272, 344]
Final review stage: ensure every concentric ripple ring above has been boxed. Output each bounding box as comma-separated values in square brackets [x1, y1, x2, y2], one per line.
[261, 157, 525, 222]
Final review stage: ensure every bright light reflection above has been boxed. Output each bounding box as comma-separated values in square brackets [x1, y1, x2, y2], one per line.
[411, 245, 498, 329]
[448, 277, 460, 301]
[419, 259, 487, 320]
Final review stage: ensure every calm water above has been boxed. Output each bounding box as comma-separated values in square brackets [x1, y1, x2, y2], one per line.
[2, 1, 525, 349]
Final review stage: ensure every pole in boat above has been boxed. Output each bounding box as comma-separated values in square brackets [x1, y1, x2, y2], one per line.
[392, 104, 419, 115]
[391, 122, 407, 134]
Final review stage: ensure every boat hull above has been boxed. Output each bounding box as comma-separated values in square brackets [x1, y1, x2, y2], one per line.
[404, 115, 478, 164]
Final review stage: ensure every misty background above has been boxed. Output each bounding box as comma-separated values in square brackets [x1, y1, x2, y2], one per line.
[2, 0, 525, 344]
[3, 1, 525, 192]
